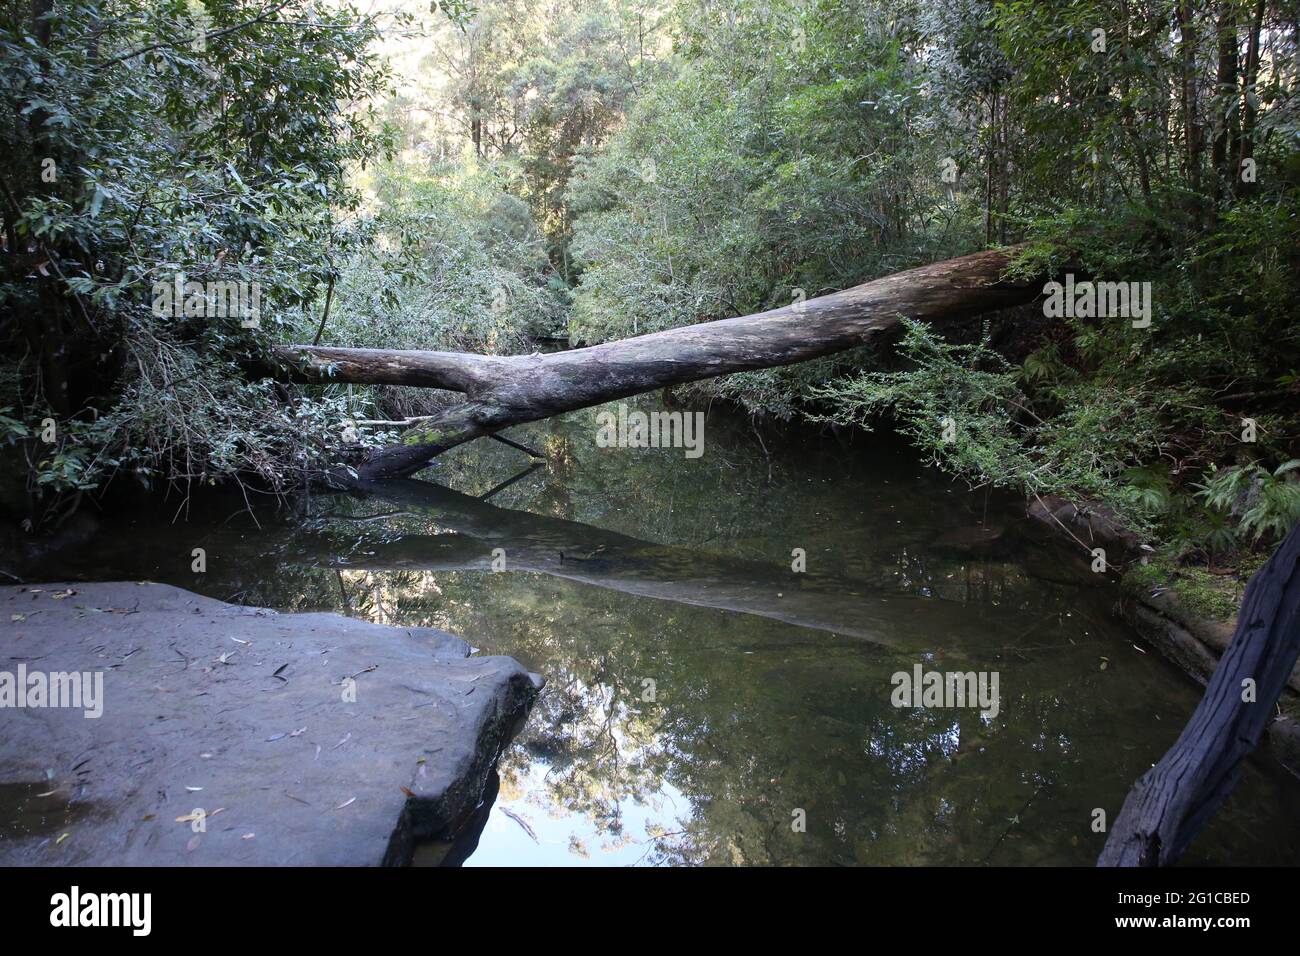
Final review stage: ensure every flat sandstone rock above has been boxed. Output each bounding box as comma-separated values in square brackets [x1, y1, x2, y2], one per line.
[0, 582, 542, 866]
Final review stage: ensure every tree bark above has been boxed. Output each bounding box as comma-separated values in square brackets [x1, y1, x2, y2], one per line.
[1211, 3, 1239, 203]
[275, 244, 1042, 481]
[1176, 1, 1203, 200]
[1235, 0, 1266, 199]
[1098, 521, 1300, 866]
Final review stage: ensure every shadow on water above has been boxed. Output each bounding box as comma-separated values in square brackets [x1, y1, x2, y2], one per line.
[48, 396, 1300, 866]
[410, 771, 501, 867]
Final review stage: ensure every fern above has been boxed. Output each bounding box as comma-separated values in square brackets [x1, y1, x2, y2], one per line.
[1195, 460, 1300, 543]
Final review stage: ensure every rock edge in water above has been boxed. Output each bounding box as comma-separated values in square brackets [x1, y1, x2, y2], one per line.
[0, 582, 543, 866]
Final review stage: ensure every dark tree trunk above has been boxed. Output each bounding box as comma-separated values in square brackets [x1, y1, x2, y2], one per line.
[1235, 0, 1266, 198]
[1098, 522, 1300, 866]
[1211, 3, 1239, 203]
[1176, 2, 1204, 201]
[275, 245, 1043, 481]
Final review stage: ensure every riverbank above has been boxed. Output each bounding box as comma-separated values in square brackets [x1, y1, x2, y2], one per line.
[1026, 493, 1300, 778]
[0, 582, 542, 865]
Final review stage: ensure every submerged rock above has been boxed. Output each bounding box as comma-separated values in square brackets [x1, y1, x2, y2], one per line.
[0, 582, 542, 866]
[1025, 495, 1142, 555]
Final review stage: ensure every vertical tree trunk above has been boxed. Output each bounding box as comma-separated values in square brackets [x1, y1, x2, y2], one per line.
[998, 92, 1010, 245]
[1176, 1, 1203, 203]
[984, 95, 995, 245]
[1235, 0, 1266, 198]
[1211, 3, 1239, 203]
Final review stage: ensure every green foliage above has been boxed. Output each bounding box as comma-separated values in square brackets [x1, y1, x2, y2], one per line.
[1197, 460, 1300, 543]
[4, 0, 1299, 570]
[0, 0, 391, 523]
[424, 0, 658, 272]
[0, 408, 29, 444]
[325, 157, 567, 422]
[335, 164, 562, 355]
[809, 320, 1038, 492]
[566, 0, 1300, 559]
[569, 0, 972, 413]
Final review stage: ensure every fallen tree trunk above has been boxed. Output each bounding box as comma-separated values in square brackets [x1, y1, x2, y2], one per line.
[1098, 521, 1300, 866]
[275, 245, 1040, 480]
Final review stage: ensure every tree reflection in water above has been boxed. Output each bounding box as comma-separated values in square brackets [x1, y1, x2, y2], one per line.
[68, 397, 1300, 865]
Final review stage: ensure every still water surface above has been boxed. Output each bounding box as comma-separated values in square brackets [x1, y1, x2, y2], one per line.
[63, 398, 1300, 865]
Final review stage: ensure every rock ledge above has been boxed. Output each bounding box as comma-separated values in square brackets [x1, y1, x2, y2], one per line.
[0, 582, 542, 866]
